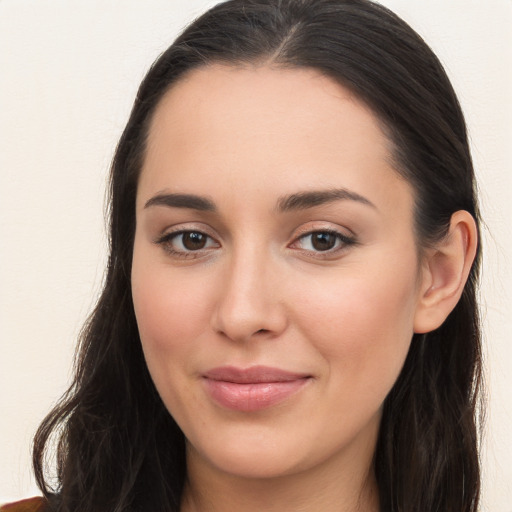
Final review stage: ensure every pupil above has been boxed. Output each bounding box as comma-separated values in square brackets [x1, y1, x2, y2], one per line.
[312, 232, 336, 251]
[183, 232, 206, 250]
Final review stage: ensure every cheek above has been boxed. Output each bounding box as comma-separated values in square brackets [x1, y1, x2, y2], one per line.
[131, 260, 216, 418]
[131, 254, 214, 372]
[292, 259, 418, 391]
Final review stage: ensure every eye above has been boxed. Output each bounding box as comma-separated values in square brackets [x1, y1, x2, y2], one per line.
[155, 230, 219, 257]
[292, 230, 356, 254]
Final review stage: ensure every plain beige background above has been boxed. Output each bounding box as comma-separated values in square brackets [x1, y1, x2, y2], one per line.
[1, 0, 511, 509]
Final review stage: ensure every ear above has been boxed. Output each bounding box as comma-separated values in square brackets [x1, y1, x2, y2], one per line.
[414, 210, 478, 334]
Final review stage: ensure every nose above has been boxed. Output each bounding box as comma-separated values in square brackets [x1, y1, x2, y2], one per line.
[211, 247, 288, 343]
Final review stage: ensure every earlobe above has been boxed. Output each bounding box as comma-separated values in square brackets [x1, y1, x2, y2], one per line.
[414, 210, 478, 334]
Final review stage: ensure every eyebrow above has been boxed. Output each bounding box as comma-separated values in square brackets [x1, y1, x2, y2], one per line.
[143, 188, 376, 212]
[275, 188, 376, 212]
[144, 193, 217, 211]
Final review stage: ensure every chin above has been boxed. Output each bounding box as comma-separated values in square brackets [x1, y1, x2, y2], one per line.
[186, 431, 315, 480]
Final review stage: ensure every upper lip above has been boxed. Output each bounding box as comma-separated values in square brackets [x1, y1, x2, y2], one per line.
[203, 365, 311, 384]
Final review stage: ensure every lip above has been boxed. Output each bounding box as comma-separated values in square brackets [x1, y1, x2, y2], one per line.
[202, 365, 312, 412]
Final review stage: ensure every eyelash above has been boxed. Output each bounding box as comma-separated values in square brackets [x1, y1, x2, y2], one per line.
[155, 230, 219, 259]
[155, 228, 357, 260]
[291, 229, 357, 256]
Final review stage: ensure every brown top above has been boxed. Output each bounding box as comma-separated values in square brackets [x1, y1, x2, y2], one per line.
[0, 497, 46, 512]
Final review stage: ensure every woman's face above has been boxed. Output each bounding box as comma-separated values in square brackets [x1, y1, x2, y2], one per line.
[132, 65, 426, 480]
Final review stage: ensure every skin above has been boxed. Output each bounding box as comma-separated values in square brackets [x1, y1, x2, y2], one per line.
[131, 65, 477, 512]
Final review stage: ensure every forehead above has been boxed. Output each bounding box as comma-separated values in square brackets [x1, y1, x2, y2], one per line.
[146, 64, 387, 169]
[139, 64, 413, 221]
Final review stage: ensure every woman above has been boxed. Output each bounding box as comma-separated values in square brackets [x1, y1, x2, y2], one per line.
[2, 0, 484, 511]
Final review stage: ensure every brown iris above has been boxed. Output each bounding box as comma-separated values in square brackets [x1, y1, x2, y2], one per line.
[182, 232, 208, 250]
[310, 232, 337, 251]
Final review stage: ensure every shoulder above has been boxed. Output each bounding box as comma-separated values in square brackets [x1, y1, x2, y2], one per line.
[0, 497, 47, 512]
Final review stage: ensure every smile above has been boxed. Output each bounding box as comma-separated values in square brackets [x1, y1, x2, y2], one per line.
[202, 366, 312, 412]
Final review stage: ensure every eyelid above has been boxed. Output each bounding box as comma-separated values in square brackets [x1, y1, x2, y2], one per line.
[292, 222, 356, 239]
[154, 225, 220, 259]
[153, 222, 357, 260]
[154, 221, 218, 241]
[288, 224, 358, 257]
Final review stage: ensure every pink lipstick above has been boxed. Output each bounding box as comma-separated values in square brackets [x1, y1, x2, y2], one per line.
[202, 366, 311, 412]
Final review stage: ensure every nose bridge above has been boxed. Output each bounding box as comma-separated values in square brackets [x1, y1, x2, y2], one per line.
[212, 237, 286, 342]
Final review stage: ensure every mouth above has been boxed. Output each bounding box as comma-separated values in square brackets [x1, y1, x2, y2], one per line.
[202, 365, 312, 412]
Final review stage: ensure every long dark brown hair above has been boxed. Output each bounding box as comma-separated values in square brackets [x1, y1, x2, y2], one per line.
[33, 1, 484, 511]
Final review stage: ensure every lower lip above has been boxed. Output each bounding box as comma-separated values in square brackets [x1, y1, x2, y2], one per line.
[203, 378, 310, 412]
